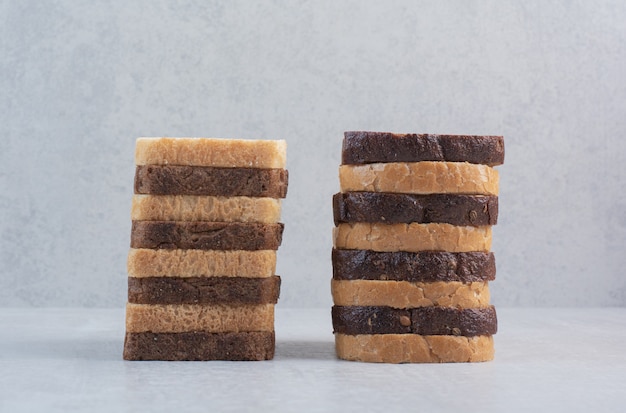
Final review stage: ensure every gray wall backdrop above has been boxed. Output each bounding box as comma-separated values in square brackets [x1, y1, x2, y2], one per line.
[1, 0, 625, 308]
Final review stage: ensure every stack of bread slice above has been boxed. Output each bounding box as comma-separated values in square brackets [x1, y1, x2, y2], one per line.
[123, 138, 288, 361]
[332, 131, 503, 363]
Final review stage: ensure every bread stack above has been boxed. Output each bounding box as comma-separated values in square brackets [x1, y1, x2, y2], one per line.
[332, 131, 503, 363]
[123, 138, 288, 361]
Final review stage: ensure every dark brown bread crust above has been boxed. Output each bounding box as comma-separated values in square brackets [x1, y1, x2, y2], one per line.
[333, 192, 498, 226]
[128, 276, 281, 305]
[130, 221, 284, 250]
[332, 306, 497, 336]
[134, 165, 288, 198]
[342, 131, 504, 166]
[123, 331, 275, 361]
[332, 249, 496, 282]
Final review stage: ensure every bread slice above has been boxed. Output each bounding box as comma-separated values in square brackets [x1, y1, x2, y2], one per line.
[131, 195, 281, 223]
[130, 221, 284, 251]
[339, 162, 499, 195]
[134, 165, 288, 198]
[333, 192, 498, 226]
[127, 249, 276, 278]
[135, 138, 286, 168]
[333, 223, 492, 252]
[123, 331, 275, 361]
[335, 334, 494, 363]
[341, 131, 504, 166]
[128, 276, 280, 305]
[125, 303, 274, 333]
[331, 280, 490, 308]
[332, 249, 496, 282]
[332, 306, 497, 336]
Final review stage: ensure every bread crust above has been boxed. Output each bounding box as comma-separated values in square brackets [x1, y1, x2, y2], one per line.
[333, 223, 492, 252]
[125, 303, 274, 333]
[331, 280, 490, 308]
[123, 331, 275, 361]
[131, 195, 281, 222]
[335, 333, 494, 363]
[341, 132, 504, 166]
[127, 249, 276, 278]
[135, 138, 286, 168]
[339, 162, 498, 195]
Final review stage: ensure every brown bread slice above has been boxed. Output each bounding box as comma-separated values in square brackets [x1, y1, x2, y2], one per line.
[342, 131, 504, 166]
[135, 138, 286, 168]
[131, 195, 281, 223]
[125, 303, 274, 333]
[128, 276, 281, 305]
[134, 165, 288, 198]
[332, 249, 496, 282]
[128, 249, 276, 278]
[333, 192, 498, 226]
[331, 280, 490, 308]
[124, 331, 275, 361]
[130, 221, 284, 251]
[339, 162, 498, 195]
[335, 334, 494, 363]
[332, 306, 497, 336]
[333, 223, 492, 252]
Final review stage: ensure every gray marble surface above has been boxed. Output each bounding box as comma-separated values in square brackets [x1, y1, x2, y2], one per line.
[1, 308, 625, 412]
[1, 1, 626, 307]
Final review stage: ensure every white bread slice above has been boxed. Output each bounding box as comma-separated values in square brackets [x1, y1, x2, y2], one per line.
[127, 249, 276, 278]
[135, 138, 286, 168]
[131, 195, 281, 222]
[333, 223, 492, 252]
[331, 280, 490, 308]
[335, 333, 494, 363]
[339, 162, 498, 195]
[125, 303, 274, 333]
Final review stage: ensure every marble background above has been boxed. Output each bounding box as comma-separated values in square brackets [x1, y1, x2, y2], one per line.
[1, 1, 625, 308]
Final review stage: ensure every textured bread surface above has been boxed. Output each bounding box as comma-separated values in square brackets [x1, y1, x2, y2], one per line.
[342, 132, 504, 166]
[333, 223, 492, 252]
[131, 221, 284, 251]
[134, 165, 288, 198]
[123, 331, 275, 361]
[332, 305, 497, 336]
[333, 192, 498, 226]
[125, 303, 274, 333]
[331, 280, 489, 308]
[128, 249, 276, 278]
[128, 276, 280, 305]
[332, 249, 495, 282]
[131, 195, 281, 222]
[339, 162, 499, 195]
[335, 334, 494, 363]
[135, 138, 286, 168]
